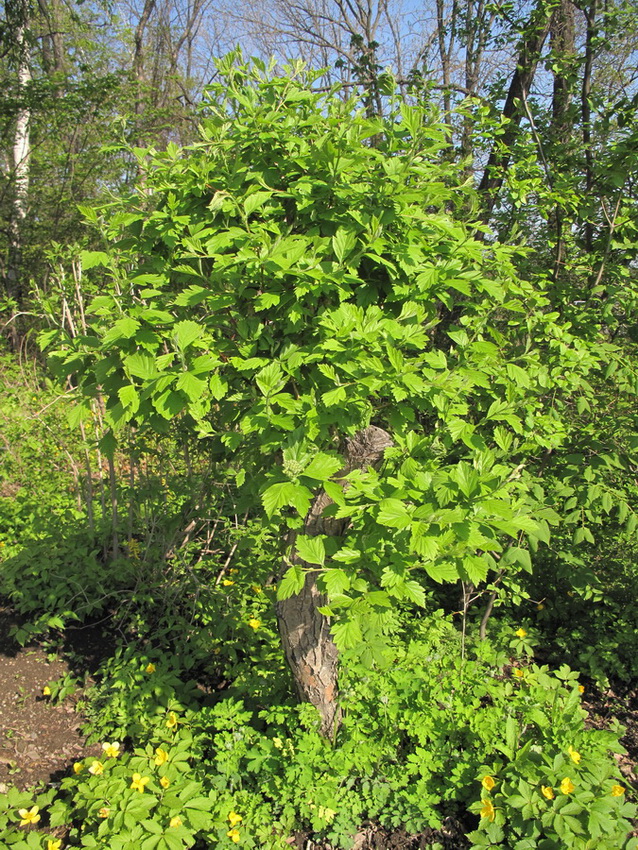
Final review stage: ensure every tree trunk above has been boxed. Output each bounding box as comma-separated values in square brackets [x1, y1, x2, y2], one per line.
[549, 0, 575, 281]
[478, 0, 552, 222]
[276, 425, 393, 738]
[4, 0, 32, 346]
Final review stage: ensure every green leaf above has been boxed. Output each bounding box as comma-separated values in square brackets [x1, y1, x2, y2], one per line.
[209, 374, 228, 400]
[295, 535, 326, 566]
[102, 316, 140, 346]
[176, 371, 206, 402]
[331, 618, 362, 649]
[460, 554, 489, 583]
[118, 384, 140, 412]
[262, 481, 299, 518]
[277, 564, 306, 600]
[377, 498, 412, 529]
[244, 190, 273, 216]
[256, 362, 285, 396]
[303, 453, 343, 481]
[125, 352, 159, 380]
[423, 560, 458, 583]
[323, 568, 351, 596]
[332, 228, 357, 263]
[81, 250, 110, 269]
[174, 320, 203, 350]
[321, 386, 347, 406]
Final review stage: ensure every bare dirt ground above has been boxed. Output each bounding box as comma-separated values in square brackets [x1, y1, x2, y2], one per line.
[0, 607, 104, 792]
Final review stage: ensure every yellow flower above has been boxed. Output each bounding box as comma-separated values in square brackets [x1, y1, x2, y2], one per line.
[567, 746, 581, 764]
[248, 618, 261, 630]
[73, 761, 84, 774]
[515, 628, 527, 638]
[611, 784, 625, 797]
[479, 799, 496, 822]
[130, 773, 150, 792]
[513, 668, 524, 678]
[578, 685, 585, 694]
[227, 828, 241, 843]
[98, 807, 110, 818]
[166, 711, 178, 729]
[47, 840, 62, 850]
[88, 761, 104, 775]
[160, 776, 170, 789]
[560, 777, 575, 795]
[222, 579, 234, 586]
[170, 816, 182, 828]
[541, 785, 554, 800]
[102, 741, 121, 759]
[43, 686, 51, 696]
[481, 775, 496, 791]
[18, 806, 40, 826]
[154, 747, 169, 766]
[228, 811, 242, 827]
[251, 584, 262, 594]
[145, 663, 156, 674]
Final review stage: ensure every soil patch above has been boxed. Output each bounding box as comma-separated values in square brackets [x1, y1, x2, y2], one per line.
[0, 607, 106, 791]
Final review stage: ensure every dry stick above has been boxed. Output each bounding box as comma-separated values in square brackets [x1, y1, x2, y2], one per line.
[108, 453, 119, 562]
[79, 420, 95, 536]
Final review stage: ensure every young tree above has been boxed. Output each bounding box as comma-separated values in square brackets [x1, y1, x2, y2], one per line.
[49, 56, 635, 736]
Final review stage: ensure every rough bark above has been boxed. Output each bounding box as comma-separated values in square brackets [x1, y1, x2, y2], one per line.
[276, 425, 393, 738]
[478, 0, 553, 222]
[549, 0, 575, 280]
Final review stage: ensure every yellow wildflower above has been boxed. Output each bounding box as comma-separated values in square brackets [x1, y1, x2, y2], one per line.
[222, 579, 234, 586]
[251, 584, 262, 594]
[481, 775, 496, 791]
[611, 784, 625, 797]
[227, 828, 241, 843]
[88, 761, 104, 775]
[166, 711, 178, 729]
[145, 663, 156, 674]
[160, 776, 170, 789]
[248, 618, 261, 630]
[18, 806, 40, 826]
[515, 628, 527, 638]
[578, 685, 585, 694]
[228, 811, 242, 827]
[170, 816, 182, 828]
[73, 762, 84, 774]
[43, 686, 51, 696]
[541, 785, 554, 800]
[560, 777, 575, 795]
[154, 747, 169, 766]
[513, 668, 524, 678]
[479, 799, 495, 822]
[568, 746, 581, 764]
[98, 807, 110, 818]
[130, 773, 150, 792]
[102, 741, 121, 759]
[47, 840, 62, 850]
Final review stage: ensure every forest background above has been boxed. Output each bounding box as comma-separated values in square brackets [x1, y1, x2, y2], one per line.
[2, 0, 638, 848]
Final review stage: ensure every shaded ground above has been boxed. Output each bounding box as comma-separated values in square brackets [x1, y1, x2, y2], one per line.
[0, 607, 105, 791]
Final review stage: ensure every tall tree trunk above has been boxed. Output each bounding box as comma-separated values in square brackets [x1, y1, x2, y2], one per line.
[549, 0, 575, 281]
[478, 0, 553, 222]
[5, 0, 32, 344]
[581, 0, 597, 256]
[276, 425, 392, 738]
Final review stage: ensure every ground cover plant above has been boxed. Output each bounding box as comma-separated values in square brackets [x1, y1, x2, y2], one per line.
[0, 54, 637, 849]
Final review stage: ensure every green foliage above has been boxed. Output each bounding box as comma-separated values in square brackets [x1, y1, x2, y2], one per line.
[45, 55, 638, 657]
